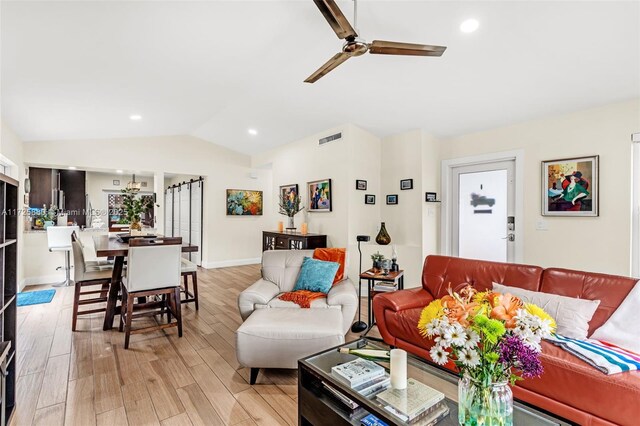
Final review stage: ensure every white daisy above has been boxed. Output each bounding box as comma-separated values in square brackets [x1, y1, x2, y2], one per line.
[458, 348, 481, 367]
[464, 330, 480, 349]
[430, 345, 448, 365]
[433, 336, 450, 349]
[444, 324, 466, 347]
[425, 319, 441, 336]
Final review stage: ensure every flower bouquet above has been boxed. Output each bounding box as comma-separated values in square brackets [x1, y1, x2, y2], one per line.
[417, 286, 556, 426]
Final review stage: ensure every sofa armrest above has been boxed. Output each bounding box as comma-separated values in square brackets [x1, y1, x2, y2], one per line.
[237, 278, 280, 320]
[373, 288, 434, 346]
[328, 279, 358, 334]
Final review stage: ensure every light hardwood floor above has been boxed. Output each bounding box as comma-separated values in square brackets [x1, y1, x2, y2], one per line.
[13, 265, 377, 426]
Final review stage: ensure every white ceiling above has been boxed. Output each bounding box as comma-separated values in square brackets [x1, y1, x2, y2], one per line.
[2, 1, 639, 155]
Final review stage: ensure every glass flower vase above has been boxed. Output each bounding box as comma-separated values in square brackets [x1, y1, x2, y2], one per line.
[458, 376, 513, 426]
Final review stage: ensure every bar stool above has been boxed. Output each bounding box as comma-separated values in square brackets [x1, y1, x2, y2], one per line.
[47, 225, 79, 287]
[70, 232, 113, 331]
[119, 237, 183, 349]
[180, 258, 199, 310]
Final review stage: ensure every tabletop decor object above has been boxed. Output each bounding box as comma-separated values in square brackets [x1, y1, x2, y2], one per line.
[278, 186, 303, 229]
[417, 285, 556, 426]
[375, 222, 391, 245]
[121, 188, 153, 231]
[390, 348, 407, 389]
[370, 251, 385, 270]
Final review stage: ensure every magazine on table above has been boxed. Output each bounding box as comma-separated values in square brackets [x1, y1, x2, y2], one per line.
[331, 358, 386, 387]
[376, 378, 445, 422]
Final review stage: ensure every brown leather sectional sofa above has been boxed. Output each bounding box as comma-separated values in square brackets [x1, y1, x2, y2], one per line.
[373, 255, 640, 425]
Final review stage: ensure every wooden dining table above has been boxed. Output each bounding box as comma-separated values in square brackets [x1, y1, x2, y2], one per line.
[93, 235, 199, 330]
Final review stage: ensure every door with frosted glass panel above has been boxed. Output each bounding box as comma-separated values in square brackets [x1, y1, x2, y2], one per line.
[451, 160, 516, 262]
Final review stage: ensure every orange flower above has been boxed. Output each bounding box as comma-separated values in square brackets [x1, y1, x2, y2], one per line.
[441, 294, 479, 327]
[489, 293, 523, 329]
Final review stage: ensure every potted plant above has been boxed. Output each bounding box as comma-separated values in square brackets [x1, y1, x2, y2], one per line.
[121, 188, 153, 232]
[371, 251, 385, 270]
[278, 192, 304, 229]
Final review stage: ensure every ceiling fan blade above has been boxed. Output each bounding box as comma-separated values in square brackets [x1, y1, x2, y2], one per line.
[369, 40, 447, 57]
[304, 52, 351, 83]
[313, 0, 358, 40]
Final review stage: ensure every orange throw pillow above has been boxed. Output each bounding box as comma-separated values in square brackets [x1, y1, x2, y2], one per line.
[313, 248, 346, 285]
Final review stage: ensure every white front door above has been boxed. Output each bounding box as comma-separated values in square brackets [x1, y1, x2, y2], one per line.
[450, 160, 516, 263]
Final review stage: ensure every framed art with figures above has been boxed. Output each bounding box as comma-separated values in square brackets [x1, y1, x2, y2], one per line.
[542, 155, 598, 216]
[308, 179, 332, 212]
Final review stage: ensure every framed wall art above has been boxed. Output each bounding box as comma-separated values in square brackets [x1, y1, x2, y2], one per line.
[365, 194, 375, 205]
[386, 194, 398, 205]
[542, 155, 598, 216]
[226, 189, 263, 216]
[308, 179, 332, 212]
[280, 183, 299, 206]
[356, 180, 367, 190]
[400, 179, 413, 190]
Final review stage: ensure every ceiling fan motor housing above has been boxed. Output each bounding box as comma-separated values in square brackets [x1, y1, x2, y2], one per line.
[343, 37, 368, 56]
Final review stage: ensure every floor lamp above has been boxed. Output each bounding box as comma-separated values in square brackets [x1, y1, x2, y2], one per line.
[351, 235, 370, 333]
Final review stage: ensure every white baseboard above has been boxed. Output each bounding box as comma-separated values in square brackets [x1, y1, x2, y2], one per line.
[202, 258, 261, 269]
[21, 274, 66, 288]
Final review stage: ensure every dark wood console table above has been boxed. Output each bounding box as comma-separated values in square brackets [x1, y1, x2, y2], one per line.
[263, 231, 327, 251]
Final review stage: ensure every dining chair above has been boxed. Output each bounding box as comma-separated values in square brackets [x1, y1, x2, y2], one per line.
[180, 258, 199, 310]
[47, 225, 79, 287]
[70, 232, 113, 331]
[119, 237, 183, 349]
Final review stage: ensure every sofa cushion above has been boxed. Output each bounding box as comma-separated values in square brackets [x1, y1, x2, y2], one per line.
[421, 255, 543, 299]
[541, 268, 637, 335]
[293, 257, 340, 293]
[313, 248, 346, 283]
[262, 249, 314, 292]
[518, 341, 640, 426]
[493, 282, 600, 340]
[590, 281, 640, 353]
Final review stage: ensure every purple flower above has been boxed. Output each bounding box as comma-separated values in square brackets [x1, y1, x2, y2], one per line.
[498, 335, 544, 378]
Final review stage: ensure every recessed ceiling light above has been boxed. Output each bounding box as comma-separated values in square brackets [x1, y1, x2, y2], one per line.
[68, 166, 77, 170]
[116, 170, 123, 174]
[248, 128, 258, 136]
[129, 114, 142, 121]
[460, 19, 479, 33]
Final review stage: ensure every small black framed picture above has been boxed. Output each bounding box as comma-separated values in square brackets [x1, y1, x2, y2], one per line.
[365, 194, 375, 204]
[386, 194, 398, 205]
[113, 180, 120, 186]
[356, 179, 367, 190]
[400, 179, 413, 190]
[425, 192, 437, 202]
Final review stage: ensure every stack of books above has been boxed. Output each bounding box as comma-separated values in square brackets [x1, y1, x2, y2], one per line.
[324, 358, 392, 412]
[376, 378, 449, 424]
[372, 281, 398, 292]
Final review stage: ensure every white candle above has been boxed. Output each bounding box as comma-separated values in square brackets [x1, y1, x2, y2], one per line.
[390, 349, 407, 389]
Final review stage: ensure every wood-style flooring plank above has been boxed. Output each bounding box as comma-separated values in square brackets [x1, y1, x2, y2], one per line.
[64, 376, 96, 426]
[176, 383, 225, 426]
[234, 388, 288, 426]
[160, 412, 193, 426]
[37, 354, 71, 409]
[33, 402, 66, 426]
[96, 406, 128, 426]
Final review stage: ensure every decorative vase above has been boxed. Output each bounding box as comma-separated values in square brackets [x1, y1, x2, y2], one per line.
[458, 376, 513, 426]
[375, 222, 391, 245]
[287, 216, 295, 229]
[130, 218, 142, 232]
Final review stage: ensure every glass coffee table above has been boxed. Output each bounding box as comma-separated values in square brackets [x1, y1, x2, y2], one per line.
[298, 338, 572, 426]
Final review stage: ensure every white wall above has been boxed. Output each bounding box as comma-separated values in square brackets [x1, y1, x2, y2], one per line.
[253, 124, 383, 281]
[439, 99, 640, 276]
[23, 135, 272, 269]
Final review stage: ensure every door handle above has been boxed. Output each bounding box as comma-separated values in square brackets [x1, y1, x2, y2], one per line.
[501, 234, 515, 242]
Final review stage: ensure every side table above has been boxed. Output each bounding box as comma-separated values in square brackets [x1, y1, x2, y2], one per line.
[359, 268, 404, 329]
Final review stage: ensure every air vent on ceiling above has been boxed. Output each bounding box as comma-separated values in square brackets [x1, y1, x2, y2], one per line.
[319, 132, 342, 146]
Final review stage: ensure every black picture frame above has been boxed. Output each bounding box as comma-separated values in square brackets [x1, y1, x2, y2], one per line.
[308, 178, 332, 212]
[400, 179, 413, 190]
[356, 180, 367, 190]
[365, 194, 375, 204]
[386, 194, 398, 205]
[425, 192, 437, 202]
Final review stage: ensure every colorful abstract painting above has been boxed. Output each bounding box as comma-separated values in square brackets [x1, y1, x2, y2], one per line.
[542, 156, 598, 216]
[280, 184, 299, 210]
[307, 179, 332, 212]
[226, 189, 263, 216]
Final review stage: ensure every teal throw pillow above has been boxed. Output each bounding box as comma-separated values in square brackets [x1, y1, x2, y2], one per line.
[293, 257, 340, 294]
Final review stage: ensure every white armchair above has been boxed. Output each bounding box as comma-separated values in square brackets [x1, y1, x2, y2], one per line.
[238, 249, 358, 334]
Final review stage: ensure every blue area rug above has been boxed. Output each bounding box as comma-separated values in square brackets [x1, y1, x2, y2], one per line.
[17, 289, 56, 307]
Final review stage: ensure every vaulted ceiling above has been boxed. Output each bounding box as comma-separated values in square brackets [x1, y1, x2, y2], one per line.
[2, 1, 639, 154]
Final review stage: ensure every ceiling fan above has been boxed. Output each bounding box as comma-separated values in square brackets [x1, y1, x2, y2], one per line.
[305, 0, 447, 83]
